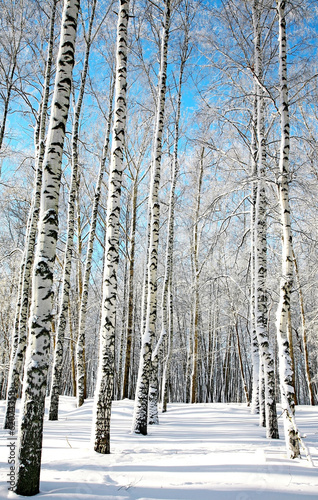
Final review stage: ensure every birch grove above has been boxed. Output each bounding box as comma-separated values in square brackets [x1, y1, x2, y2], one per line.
[1, 1, 318, 492]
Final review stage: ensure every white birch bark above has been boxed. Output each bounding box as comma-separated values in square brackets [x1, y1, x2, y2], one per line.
[92, 0, 129, 454]
[276, 0, 300, 459]
[76, 76, 115, 407]
[253, 0, 279, 439]
[49, 0, 97, 420]
[14, 1, 79, 495]
[259, 361, 266, 427]
[292, 251, 315, 405]
[161, 275, 173, 412]
[151, 23, 189, 415]
[132, 0, 171, 435]
[122, 173, 138, 399]
[250, 86, 260, 415]
[3, 0, 58, 431]
[190, 148, 204, 404]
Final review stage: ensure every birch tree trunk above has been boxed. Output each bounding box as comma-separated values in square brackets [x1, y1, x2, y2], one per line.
[234, 318, 250, 406]
[49, 0, 96, 420]
[250, 87, 260, 415]
[14, 0, 79, 495]
[122, 175, 138, 399]
[253, 0, 279, 439]
[276, 0, 300, 459]
[93, 0, 129, 454]
[161, 276, 173, 412]
[151, 20, 189, 416]
[190, 148, 204, 404]
[3, 0, 58, 431]
[132, 0, 171, 435]
[292, 250, 315, 405]
[76, 76, 115, 407]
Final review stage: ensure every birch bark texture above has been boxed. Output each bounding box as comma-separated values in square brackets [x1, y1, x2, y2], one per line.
[49, 0, 97, 420]
[132, 0, 171, 435]
[93, 0, 129, 454]
[4, 0, 58, 430]
[190, 148, 204, 404]
[250, 87, 260, 415]
[14, 0, 80, 495]
[152, 18, 190, 414]
[76, 77, 114, 407]
[252, 0, 279, 439]
[122, 171, 138, 399]
[276, 0, 300, 459]
[292, 251, 315, 405]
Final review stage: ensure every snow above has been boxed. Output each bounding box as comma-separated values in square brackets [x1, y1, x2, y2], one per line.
[0, 397, 317, 499]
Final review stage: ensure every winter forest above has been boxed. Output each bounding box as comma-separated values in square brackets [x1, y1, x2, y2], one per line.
[0, 0, 318, 496]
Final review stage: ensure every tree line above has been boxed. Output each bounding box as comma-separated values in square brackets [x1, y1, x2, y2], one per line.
[0, 0, 317, 495]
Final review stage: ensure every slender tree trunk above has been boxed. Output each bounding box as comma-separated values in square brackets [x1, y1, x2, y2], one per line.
[132, 0, 171, 435]
[259, 361, 266, 427]
[75, 171, 87, 401]
[122, 176, 138, 399]
[250, 85, 260, 415]
[93, 0, 129, 454]
[76, 76, 114, 407]
[293, 250, 315, 405]
[234, 319, 250, 406]
[3, 0, 58, 431]
[162, 276, 173, 412]
[150, 24, 189, 416]
[253, 0, 279, 439]
[14, 1, 79, 495]
[68, 299, 77, 396]
[276, 0, 300, 459]
[287, 308, 298, 404]
[49, 0, 96, 420]
[190, 148, 204, 404]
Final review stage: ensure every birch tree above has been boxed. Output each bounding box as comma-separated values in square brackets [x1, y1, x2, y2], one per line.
[132, 0, 171, 435]
[276, 0, 300, 459]
[252, 0, 279, 439]
[49, 0, 97, 420]
[250, 89, 260, 415]
[150, 3, 191, 416]
[190, 148, 204, 404]
[4, 0, 58, 430]
[76, 75, 114, 406]
[14, 0, 79, 494]
[121, 131, 151, 399]
[93, 0, 129, 454]
[293, 250, 315, 405]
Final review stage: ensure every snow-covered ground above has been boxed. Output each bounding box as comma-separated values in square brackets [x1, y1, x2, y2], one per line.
[0, 397, 317, 499]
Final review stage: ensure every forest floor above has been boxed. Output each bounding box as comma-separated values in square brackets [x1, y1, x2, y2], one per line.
[0, 397, 317, 499]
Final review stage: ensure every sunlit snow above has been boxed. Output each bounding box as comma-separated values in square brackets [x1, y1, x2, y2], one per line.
[0, 397, 317, 499]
